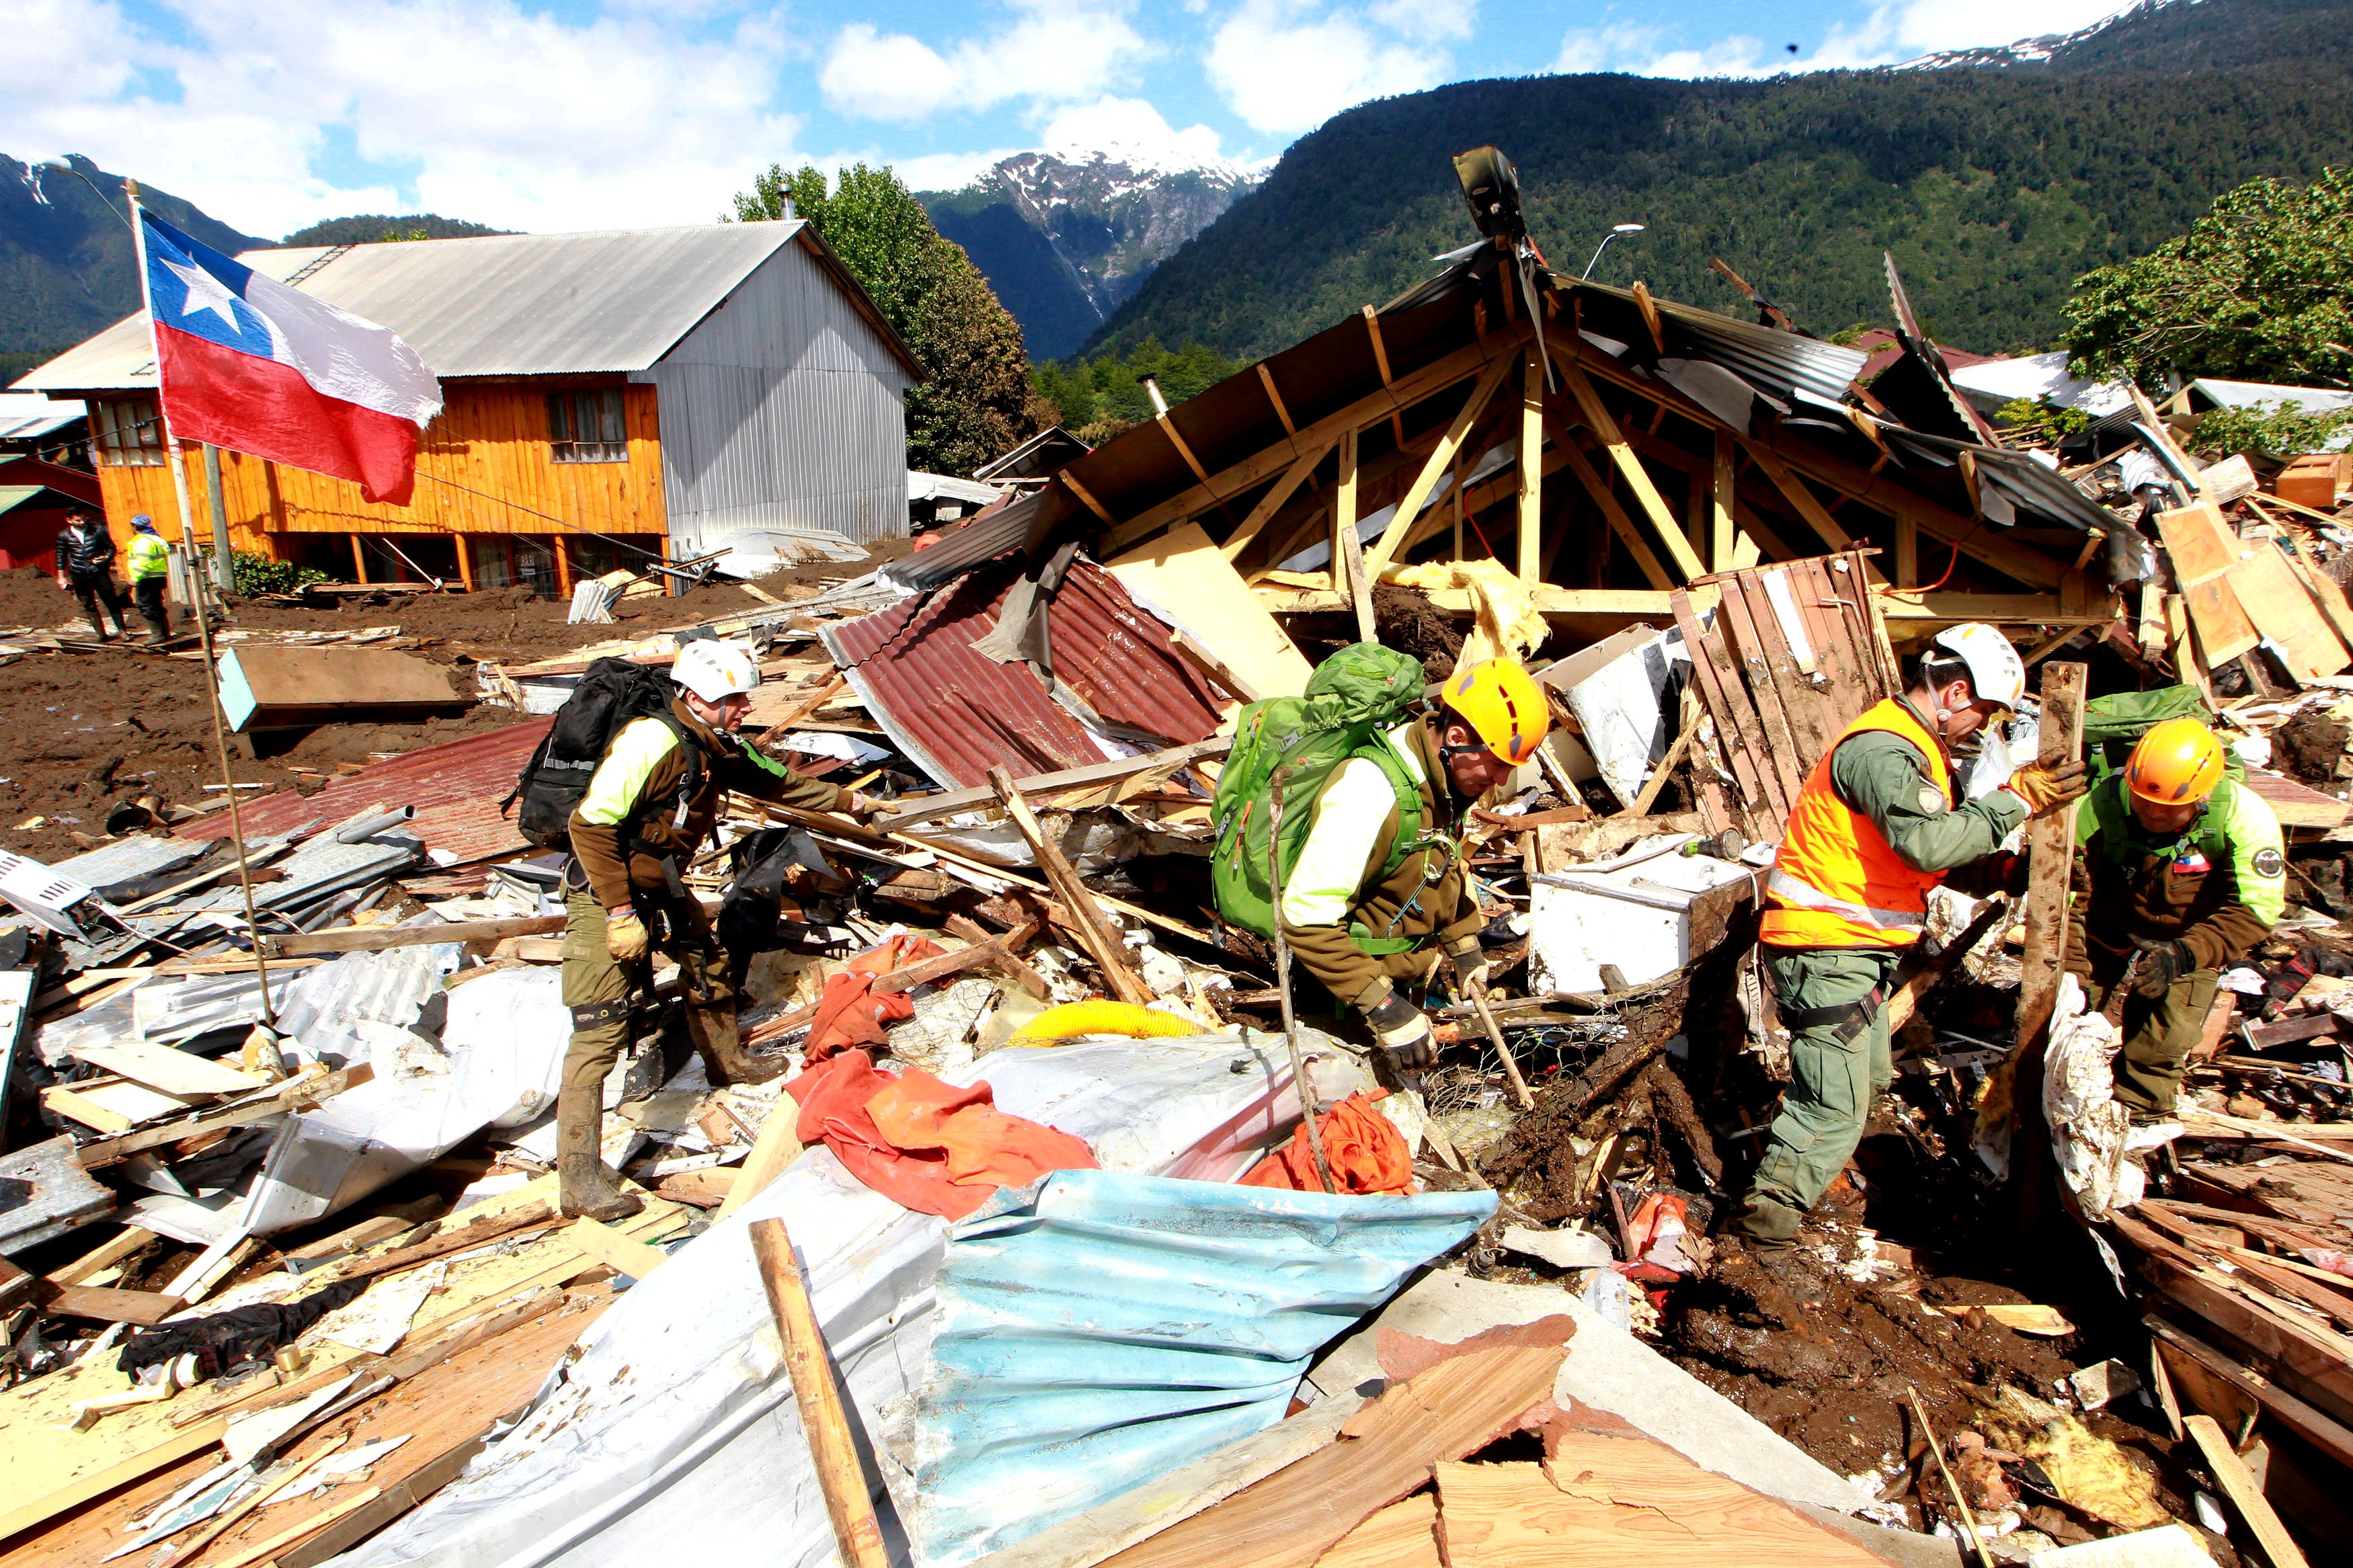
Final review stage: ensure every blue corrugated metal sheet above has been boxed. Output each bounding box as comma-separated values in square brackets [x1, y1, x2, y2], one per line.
[906, 1169, 1496, 1565]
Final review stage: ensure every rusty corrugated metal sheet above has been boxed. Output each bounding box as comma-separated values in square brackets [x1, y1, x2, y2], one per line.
[177, 718, 553, 864]
[823, 561, 1228, 790]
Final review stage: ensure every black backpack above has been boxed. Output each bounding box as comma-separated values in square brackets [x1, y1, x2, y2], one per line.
[504, 659, 703, 852]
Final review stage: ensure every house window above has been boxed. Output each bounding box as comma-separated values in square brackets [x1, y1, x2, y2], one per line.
[549, 389, 627, 463]
[95, 399, 165, 466]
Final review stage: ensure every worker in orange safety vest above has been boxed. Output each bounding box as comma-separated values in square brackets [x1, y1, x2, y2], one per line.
[1726, 624, 2088, 1273]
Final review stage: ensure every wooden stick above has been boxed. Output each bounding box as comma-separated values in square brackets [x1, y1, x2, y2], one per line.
[262, 915, 566, 958]
[986, 765, 1154, 1006]
[763, 673, 848, 733]
[748, 1219, 889, 1568]
[2185, 1413, 2309, 1568]
[320, 1200, 557, 1284]
[1906, 1386, 1995, 1568]
[1625, 721, 1697, 817]
[1470, 992, 1536, 1110]
[75, 1064, 374, 1167]
[188, 565, 278, 1030]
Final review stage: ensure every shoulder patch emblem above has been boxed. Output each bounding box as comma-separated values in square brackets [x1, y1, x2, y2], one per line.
[2253, 847, 2285, 878]
[1917, 784, 1948, 814]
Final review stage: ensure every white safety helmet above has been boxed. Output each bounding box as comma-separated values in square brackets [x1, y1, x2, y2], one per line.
[1927, 622, 2025, 713]
[670, 638, 762, 704]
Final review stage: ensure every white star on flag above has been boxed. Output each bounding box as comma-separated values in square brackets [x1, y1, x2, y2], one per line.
[163, 255, 243, 330]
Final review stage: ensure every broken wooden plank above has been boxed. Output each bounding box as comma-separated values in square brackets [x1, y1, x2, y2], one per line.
[2232, 542, 2351, 681]
[324, 1201, 560, 1286]
[41, 1077, 200, 1134]
[2147, 1315, 2353, 1472]
[2186, 1413, 2310, 1568]
[30, 1280, 182, 1325]
[988, 765, 1154, 1007]
[0, 1135, 115, 1254]
[261, 914, 566, 958]
[2016, 661, 2086, 1049]
[76, 1064, 375, 1167]
[879, 739, 1232, 830]
[567, 1216, 670, 1280]
[1109, 522, 1314, 700]
[1098, 1344, 1565, 1568]
[2157, 503, 2260, 665]
[1316, 1493, 1441, 1568]
[215, 645, 468, 733]
[70, 1040, 266, 1098]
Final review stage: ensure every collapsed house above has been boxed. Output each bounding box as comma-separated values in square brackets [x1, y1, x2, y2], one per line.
[5, 149, 2353, 1568]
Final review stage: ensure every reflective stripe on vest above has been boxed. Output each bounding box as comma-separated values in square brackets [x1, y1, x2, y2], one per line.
[1759, 696, 1951, 950]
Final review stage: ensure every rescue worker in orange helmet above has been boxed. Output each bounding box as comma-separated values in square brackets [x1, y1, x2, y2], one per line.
[2067, 718, 2283, 1120]
[1728, 624, 2088, 1265]
[1277, 655, 1548, 1075]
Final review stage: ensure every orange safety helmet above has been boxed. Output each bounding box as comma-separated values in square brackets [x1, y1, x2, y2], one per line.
[2124, 718, 2227, 806]
[1440, 657, 1550, 766]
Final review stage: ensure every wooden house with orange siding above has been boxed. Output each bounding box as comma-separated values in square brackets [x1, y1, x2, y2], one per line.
[10, 221, 923, 593]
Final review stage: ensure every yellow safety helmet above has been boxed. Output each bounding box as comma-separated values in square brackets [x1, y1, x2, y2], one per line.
[1440, 657, 1550, 766]
[2124, 718, 2226, 806]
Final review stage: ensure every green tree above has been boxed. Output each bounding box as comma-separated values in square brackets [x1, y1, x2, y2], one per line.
[2063, 167, 2353, 389]
[1028, 337, 1243, 446]
[733, 163, 1038, 474]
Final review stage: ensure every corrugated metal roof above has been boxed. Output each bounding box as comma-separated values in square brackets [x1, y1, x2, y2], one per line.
[824, 560, 1230, 790]
[15, 222, 922, 392]
[0, 393, 85, 441]
[906, 1169, 1496, 1564]
[177, 718, 552, 864]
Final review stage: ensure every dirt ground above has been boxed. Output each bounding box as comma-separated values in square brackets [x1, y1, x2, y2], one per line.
[0, 541, 902, 865]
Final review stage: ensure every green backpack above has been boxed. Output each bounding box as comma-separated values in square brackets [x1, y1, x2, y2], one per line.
[1211, 643, 1449, 954]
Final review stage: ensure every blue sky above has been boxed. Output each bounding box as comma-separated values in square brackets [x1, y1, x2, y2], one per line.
[3, 0, 2145, 239]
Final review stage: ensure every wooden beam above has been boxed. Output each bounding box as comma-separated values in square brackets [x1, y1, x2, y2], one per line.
[1098, 330, 1525, 556]
[1516, 349, 1544, 585]
[2186, 1413, 2311, 1568]
[1222, 440, 1332, 564]
[1334, 428, 1375, 642]
[263, 913, 566, 957]
[1549, 422, 1676, 591]
[1361, 305, 1406, 447]
[1895, 515, 1919, 587]
[1060, 470, 1117, 527]
[1362, 354, 1513, 576]
[1256, 363, 1296, 437]
[1155, 413, 1213, 486]
[1741, 438, 1856, 550]
[1874, 590, 2116, 628]
[1556, 356, 1706, 581]
[1710, 428, 1737, 571]
[987, 765, 1154, 1006]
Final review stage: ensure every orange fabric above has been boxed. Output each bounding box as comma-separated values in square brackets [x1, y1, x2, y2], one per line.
[1760, 698, 1952, 950]
[803, 934, 945, 1062]
[1240, 1091, 1414, 1195]
[790, 1048, 1098, 1221]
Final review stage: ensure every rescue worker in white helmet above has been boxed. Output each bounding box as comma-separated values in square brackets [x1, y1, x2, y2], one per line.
[1728, 624, 2088, 1269]
[558, 638, 880, 1221]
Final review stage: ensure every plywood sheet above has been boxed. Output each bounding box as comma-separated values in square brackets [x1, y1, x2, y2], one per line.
[2231, 544, 2350, 679]
[1436, 1443, 1888, 1566]
[1109, 522, 1314, 701]
[2156, 503, 2260, 665]
[70, 1040, 264, 1098]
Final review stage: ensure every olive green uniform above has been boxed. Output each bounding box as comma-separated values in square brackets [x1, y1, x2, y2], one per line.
[1742, 704, 2028, 1242]
[2066, 773, 2284, 1113]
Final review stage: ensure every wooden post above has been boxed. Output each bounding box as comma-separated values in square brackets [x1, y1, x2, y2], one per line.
[1517, 349, 1544, 585]
[452, 534, 475, 593]
[1333, 427, 1376, 643]
[2016, 661, 2085, 1047]
[748, 1219, 890, 1568]
[1451, 455, 1465, 563]
[987, 766, 1154, 1006]
[1895, 516, 1920, 588]
[350, 534, 368, 584]
[553, 532, 573, 597]
[1710, 429, 1737, 572]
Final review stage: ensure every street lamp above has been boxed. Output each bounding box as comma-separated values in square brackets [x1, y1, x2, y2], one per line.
[29, 155, 135, 233]
[1581, 222, 1645, 281]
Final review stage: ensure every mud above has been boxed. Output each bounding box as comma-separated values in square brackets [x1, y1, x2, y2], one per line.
[1371, 585, 1465, 684]
[2272, 708, 2349, 790]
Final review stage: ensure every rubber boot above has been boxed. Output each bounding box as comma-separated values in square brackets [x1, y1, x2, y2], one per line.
[557, 1085, 642, 1221]
[686, 1003, 787, 1086]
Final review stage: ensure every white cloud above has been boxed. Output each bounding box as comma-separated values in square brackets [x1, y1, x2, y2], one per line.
[889, 147, 1027, 192]
[1205, 1, 1455, 137]
[820, 0, 1155, 122]
[1551, 0, 2141, 79]
[1369, 0, 1477, 47]
[0, 0, 809, 237]
[1552, 23, 1661, 75]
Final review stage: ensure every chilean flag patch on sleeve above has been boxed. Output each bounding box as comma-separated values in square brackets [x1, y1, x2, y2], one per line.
[142, 213, 442, 506]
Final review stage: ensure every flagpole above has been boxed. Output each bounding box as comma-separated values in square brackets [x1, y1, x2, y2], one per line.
[126, 176, 279, 1038]
[123, 179, 221, 591]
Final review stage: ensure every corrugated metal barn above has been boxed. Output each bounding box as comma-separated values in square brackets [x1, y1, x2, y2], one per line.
[11, 222, 922, 591]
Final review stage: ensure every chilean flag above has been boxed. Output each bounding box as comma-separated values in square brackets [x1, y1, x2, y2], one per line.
[142, 213, 442, 506]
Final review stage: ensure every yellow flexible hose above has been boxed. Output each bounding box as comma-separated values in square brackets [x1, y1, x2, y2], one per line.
[1005, 999, 1200, 1046]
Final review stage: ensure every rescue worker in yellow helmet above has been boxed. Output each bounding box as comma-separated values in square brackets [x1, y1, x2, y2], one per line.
[2067, 718, 2284, 1119]
[1729, 624, 2089, 1264]
[1279, 655, 1548, 1074]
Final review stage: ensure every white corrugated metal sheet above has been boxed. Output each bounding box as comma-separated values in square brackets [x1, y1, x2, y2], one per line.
[644, 240, 915, 548]
[0, 391, 85, 440]
[13, 222, 920, 390]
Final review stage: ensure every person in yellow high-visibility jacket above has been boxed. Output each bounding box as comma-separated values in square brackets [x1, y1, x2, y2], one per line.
[1728, 625, 2087, 1270]
[124, 513, 175, 646]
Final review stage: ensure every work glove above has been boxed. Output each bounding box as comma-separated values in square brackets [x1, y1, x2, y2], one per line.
[843, 792, 879, 820]
[2131, 938, 2192, 999]
[2004, 759, 2089, 819]
[1361, 992, 1439, 1072]
[1443, 934, 1491, 1001]
[605, 906, 650, 964]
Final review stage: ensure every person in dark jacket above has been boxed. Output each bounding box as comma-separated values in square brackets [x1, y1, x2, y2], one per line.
[54, 510, 127, 641]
